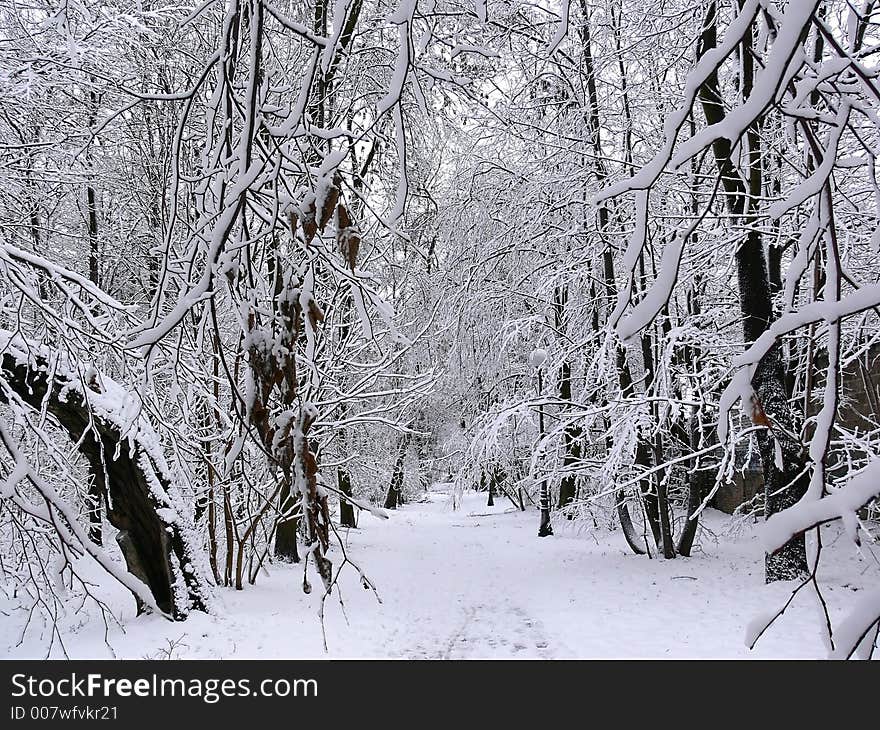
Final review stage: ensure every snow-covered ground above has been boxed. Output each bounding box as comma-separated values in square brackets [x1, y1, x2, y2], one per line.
[2, 484, 876, 659]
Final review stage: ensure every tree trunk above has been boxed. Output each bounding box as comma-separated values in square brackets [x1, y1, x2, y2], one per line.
[274, 479, 300, 562]
[653, 438, 676, 560]
[582, 8, 653, 552]
[638, 271, 674, 559]
[383, 435, 409, 510]
[538, 481, 553, 537]
[339, 467, 356, 527]
[698, 2, 808, 581]
[677, 414, 704, 557]
[554, 286, 581, 512]
[636, 440, 662, 548]
[535, 367, 553, 537]
[0, 351, 207, 617]
[85, 118, 103, 545]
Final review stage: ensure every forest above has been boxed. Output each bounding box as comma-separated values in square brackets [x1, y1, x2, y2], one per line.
[0, 0, 879, 660]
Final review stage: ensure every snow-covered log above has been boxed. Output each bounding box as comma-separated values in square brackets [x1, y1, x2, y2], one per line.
[0, 332, 210, 619]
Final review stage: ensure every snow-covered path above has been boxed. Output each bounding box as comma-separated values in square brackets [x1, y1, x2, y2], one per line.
[2, 484, 875, 658]
[355, 492, 566, 659]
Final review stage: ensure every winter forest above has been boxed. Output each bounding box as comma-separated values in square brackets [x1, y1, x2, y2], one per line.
[0, 0, 879, 661]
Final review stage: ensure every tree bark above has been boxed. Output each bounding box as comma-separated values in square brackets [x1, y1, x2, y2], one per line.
[85, 93, 103, 546]
[698, 1, 808, 580]
[338, 467, 356, 527]
[274, 481, 301, 562]
[383, 434, 409, 510]
[0, 352, 207, 617]
[554, 286, 581, 512]
[581, 7, 654, 552]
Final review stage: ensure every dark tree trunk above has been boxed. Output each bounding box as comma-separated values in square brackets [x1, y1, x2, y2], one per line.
[616, 488, 648, 555]
[557, 417, 581, 512]
[0, 352, 207, 617]
[85, 147, 103, 546]
[554, 287, 581, 513]
[87, 186, 99, 286]
[677, 414, 704, 557]
[274, 480, 300, 563]
[653, 437, 676, 560]
[339, 467, 356, 527]
[383, 435, 409, 510]
[336, 296, 356, 529]
[698, 2, 808, 581]
[488, 462, 507, 508]
[582, 10, 655, 552]
[677, 474, 703, 558]
[538, 483, 553, 537]
[637, 270, 674, 559]
[636, 440, 662, 548]
[535, 367, 553, 537]
[677, 269, 704, 557]
[753, 351, 809, 580]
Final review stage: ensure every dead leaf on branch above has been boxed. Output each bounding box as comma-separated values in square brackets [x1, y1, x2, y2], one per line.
[336, 203, 361, 271]
[307, 299, 324, 328]
[318, 181, 340, 230]
[290, 180, 361, 272]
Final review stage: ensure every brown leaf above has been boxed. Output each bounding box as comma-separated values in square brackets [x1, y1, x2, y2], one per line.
[335, 203, 360, 271]
[304, 449, 318, 479]
[319, 184, 340, 230]
[307, 299, 324, 329]
[336, 202, 351, 230]
[301, 203, 318, 245]
[345, 232, 360, 271]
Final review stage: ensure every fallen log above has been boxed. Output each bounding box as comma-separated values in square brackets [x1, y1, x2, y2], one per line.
[0, 334, 209, 618]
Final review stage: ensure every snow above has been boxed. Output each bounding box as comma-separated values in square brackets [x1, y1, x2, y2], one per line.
[127, 159, 264, 353]
[387, 105, 408, 227]
[450, 44, 499, 60]
[616, 232, 685, 341]
[321, 0, 352, 75]
[474, 0, 487, 24]
[528, 348, 548, 369]
[609, 189, 649, 328]
[5, 0, 879, 667]
[768, 101, 851, 221]
[782, 208, 821, 309]
[832, 586, 880, 659]
[376, 1, 416, 116]
[730, 282, 880, 374]
[763, 460, 880, 552]
[547, 1, 570, 55]
[3, 486, 874, 659]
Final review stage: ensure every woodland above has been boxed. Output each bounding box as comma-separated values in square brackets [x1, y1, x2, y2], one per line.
[0, 0, 879, 659]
